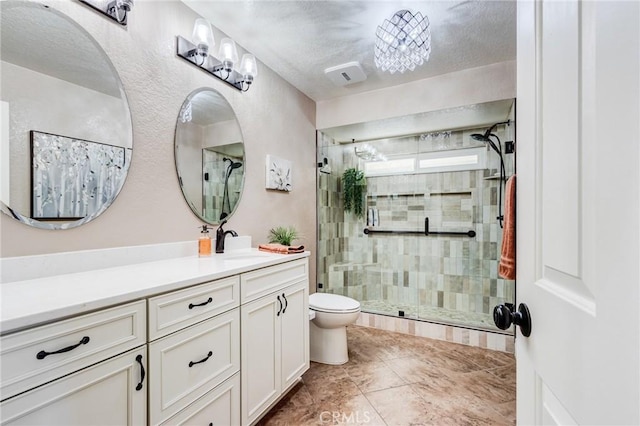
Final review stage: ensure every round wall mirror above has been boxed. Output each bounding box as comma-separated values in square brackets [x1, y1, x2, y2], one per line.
[0, 1, 133, 229]
[175, 88, 245, 224]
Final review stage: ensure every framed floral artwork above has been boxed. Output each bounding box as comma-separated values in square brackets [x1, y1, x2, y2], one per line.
[265, 154, 292, 192]
[30, 130, 129, 220]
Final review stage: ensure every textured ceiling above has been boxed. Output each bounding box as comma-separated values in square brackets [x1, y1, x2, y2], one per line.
[181, 0, 517, 102]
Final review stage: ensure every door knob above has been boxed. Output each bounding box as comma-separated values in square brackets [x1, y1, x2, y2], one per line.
[493, 303, 532, 337]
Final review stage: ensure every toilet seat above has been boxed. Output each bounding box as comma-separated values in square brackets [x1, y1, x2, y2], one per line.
[309, 293, 360, 314]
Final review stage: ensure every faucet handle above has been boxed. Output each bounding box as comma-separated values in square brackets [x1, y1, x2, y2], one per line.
[218, 219, 227, 229]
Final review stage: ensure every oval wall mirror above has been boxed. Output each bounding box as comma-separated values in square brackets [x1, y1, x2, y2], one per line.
[0, 1, 133, 229]
[175, 88, 245, 224]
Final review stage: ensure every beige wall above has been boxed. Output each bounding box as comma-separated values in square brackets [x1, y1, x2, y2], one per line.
[0, 1, 317, 285]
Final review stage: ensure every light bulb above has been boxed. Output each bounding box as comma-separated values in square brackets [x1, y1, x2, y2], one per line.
[218, 38, 238, 73]
[239, 54, 258, 79]
[192, 18, 214, 61]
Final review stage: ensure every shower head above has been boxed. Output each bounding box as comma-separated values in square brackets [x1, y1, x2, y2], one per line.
[472, 120, 511, 143]
[223, 157, 243, 169]
[471, 132, 502, 156]
[471, 119, 510, 155]
[470, 133, 489, 142]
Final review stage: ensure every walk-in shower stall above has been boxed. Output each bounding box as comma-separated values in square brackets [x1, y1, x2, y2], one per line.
[316, 100, 516, 334]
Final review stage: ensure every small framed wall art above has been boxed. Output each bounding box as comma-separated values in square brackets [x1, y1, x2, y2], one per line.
[265, 154, 292, 192]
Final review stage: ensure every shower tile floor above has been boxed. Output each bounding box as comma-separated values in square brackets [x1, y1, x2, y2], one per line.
[258, 325, 516, 426]
[359, 300, 499, 332]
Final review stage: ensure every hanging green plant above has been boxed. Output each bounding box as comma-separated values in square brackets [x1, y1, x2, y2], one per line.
[342, 168, 366, 218]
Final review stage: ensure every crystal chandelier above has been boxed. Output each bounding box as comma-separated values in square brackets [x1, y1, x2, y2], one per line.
[374, 9, 431, 74]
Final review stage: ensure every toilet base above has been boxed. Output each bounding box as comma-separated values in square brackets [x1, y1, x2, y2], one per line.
[309, 321, 349, 365]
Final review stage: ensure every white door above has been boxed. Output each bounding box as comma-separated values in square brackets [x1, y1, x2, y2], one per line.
[517, 1, 639, 424]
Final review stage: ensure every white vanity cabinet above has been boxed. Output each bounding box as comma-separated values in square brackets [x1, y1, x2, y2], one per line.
[240, 259, 309, 425]
[0, 251, 310, 426]
[0, 301, 147, 425]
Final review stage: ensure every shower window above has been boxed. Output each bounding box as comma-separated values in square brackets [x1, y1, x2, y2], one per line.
[364, 158, 414, 176]
[417, 147, 487, 173]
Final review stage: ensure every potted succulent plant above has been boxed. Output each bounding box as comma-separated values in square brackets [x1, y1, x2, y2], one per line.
[268, 226, 299, 246]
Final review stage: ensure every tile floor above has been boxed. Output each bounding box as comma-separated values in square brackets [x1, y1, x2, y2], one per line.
[258, 325, 516, 426]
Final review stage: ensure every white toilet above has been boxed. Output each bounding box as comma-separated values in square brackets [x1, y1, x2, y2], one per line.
[309, 292, 361, 365]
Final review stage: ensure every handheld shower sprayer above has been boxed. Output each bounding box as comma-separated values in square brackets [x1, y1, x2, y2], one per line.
[470, 120, 511, 228]
[220, 158, 243, 220]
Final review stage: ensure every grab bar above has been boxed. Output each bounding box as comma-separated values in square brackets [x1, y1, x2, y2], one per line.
[363, 229, 423, 235]
[424, 217, 476, 238]
[363, 217, 476, 238]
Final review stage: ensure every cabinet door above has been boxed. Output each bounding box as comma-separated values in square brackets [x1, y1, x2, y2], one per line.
[0, 347, 147, 425]
[241, 294, 281, 426]
[280, 280, 309, 391]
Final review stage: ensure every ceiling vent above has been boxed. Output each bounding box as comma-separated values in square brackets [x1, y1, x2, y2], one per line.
[324, 61, 367, 87]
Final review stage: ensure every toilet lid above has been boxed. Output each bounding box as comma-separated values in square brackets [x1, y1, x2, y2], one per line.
[309, 293, 360, 313]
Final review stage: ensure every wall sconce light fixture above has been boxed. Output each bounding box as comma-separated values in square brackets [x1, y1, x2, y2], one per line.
[79, 0, 134, 26]
[177, 19, 258, 92]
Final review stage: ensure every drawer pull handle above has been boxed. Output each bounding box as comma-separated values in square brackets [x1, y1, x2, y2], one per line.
[36, 336, 90, 360]
[189, 297, 213, 309]
[189, 351, 213, 367]
[276, 295, 282, 316]
[135, 354, 145, 391]
[282, 293, 288, 314]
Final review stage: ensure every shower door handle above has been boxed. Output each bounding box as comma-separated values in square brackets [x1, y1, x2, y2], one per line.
[493, 303, 532, 337]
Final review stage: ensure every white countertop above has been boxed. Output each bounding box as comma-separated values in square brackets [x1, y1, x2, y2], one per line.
[0, 249, 309, 334]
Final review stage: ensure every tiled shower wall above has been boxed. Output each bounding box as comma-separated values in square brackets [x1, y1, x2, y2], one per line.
[317, 126, 515, 332]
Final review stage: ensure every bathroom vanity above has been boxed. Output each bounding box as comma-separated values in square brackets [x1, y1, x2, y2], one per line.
[0, 248, 309, 426]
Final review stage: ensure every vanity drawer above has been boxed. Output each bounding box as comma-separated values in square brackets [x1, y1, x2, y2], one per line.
[148, 276, 239, 341]
[148, 308, 240, 425]
[161, 373, 240, 426]
[241, 258, 308, 304]
[0, 300, 146, 401]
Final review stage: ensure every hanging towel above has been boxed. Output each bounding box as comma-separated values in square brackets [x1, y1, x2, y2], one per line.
[499, 175, 516, 280]
[258, 243, 305, 254]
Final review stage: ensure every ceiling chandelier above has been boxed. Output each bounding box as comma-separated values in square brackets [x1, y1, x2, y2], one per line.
[374, 9, 431, 74]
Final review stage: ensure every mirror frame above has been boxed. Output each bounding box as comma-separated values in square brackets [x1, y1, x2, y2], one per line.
[0, 1, 133, 230]
[174, 87, 246, 225]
